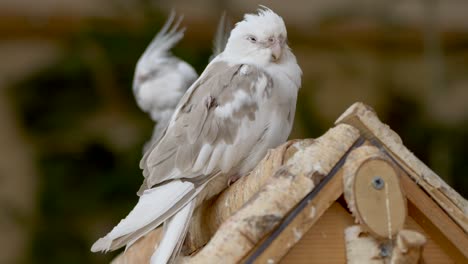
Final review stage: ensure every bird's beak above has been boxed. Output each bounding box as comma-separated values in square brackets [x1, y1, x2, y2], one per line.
[271, 42, 282, 62]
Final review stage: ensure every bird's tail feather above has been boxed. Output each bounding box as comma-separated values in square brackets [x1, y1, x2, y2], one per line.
[210, 12, 232, 61]
[91, 180, 197, 253]
[150, 198, 196, 264]
[144, 10, 185, 57]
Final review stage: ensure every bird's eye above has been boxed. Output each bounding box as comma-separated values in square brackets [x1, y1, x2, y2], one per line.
[247, 36, 257, 43]
[268, 37, 275, 43]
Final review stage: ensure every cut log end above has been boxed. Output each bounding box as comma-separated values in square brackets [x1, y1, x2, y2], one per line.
[343, 146, 407, 239]
[390, 230, 427, 264]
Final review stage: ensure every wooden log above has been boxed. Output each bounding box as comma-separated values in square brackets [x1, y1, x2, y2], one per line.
[246, 168, 346, 264]
[343, 145, 407, 239]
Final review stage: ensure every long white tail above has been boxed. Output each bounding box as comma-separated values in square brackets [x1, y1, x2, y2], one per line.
[91, 180, 196, 253]
[150, 199, 196, 263]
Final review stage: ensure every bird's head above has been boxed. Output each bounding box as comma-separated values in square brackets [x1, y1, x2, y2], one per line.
[224, 6, 289, 65]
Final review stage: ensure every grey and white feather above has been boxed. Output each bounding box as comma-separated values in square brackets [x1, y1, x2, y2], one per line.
[92, 7, 302, 264]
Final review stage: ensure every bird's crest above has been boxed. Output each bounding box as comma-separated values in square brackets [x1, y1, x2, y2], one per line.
[232, 5, 287, 39]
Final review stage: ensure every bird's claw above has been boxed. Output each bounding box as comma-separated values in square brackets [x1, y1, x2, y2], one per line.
[228, 174, 241, 186]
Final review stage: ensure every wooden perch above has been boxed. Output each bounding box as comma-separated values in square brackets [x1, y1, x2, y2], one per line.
[112, 124, 360, 263]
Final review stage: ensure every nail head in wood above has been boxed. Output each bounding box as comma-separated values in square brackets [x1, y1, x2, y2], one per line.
[372, 176, 384, 190]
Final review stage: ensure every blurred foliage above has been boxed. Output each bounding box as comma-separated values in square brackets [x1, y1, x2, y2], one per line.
[6, 3, 468, 264]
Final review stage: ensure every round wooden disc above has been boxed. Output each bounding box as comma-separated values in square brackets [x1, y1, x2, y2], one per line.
[353, 158, 406, 239]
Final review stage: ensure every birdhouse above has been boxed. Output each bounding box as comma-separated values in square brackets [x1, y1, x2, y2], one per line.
[112, 102, 467, 264]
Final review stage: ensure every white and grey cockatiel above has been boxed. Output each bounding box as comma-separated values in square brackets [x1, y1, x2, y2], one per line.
[92, 7, 302, 264]
[133, 11, 231, 147]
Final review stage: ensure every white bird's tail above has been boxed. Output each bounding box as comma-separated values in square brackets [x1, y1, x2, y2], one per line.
[142, 11, 185, 60]
[91, 180, 199, 256]
[150, 199, 196, 263]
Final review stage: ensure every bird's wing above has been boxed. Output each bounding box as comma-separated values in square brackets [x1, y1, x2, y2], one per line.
[133, 11, 198, 123]
[139, 61, 275, 192]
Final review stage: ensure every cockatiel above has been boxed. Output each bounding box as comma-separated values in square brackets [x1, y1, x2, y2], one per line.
[133, 12, 231, 147]
[92, 6, 302, 264]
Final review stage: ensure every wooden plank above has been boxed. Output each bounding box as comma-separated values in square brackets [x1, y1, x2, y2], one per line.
[281, 202, 354, 264]
[400, 174, 468, 262]
[335, 102, 468, 232]
[249, 168, 346, 263]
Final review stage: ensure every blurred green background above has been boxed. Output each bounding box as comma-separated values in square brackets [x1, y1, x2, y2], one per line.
[0, 0, 467, 263]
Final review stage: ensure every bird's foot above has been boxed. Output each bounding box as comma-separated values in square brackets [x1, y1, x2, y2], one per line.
[227, 174, 241, 186]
